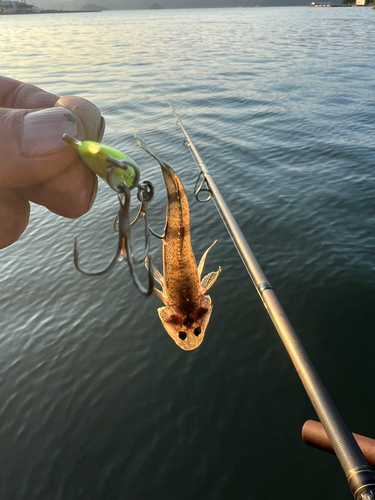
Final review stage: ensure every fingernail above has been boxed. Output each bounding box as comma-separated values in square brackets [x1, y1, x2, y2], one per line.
[97, 116, 105, 142]
[22, 108, 78, 157]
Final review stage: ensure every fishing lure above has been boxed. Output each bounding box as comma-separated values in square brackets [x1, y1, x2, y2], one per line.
[62, 134, 156, 296]
[135, 135, 221, 351]
[63, 134, 140, 191]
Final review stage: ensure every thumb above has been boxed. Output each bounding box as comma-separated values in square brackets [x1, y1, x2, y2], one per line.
[0, 96, 104, 188]
[55, 95, 105, 143]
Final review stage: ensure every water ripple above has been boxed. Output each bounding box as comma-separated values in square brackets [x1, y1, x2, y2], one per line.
[0, 7, 375, 500]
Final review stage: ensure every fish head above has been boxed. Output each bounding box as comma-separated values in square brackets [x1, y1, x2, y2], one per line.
[157, 296, 212, 351]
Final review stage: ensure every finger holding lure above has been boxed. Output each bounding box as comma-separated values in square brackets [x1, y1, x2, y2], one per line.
[135, 135, 221, 351]
[62, 133, 156, 296]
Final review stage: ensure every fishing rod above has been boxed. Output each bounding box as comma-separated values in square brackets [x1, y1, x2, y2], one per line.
[166, 99, 375, 500]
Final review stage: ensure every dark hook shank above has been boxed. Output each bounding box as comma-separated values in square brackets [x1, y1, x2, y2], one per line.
[74, 184, 154, 296]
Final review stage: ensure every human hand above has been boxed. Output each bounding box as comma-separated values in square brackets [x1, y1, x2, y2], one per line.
[0, 75, 105, 248]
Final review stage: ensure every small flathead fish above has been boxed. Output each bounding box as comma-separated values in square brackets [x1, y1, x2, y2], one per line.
[137, 136, 221, 351]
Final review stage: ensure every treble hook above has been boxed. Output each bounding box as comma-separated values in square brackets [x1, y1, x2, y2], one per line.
[62, 134, 155, 296]
[136, 181, 165, 240]
[113, 181, 164, 241]
[74, 184, 154, 296]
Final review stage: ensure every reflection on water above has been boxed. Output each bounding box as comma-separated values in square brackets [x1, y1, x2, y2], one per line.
[0, 7, 375, 500]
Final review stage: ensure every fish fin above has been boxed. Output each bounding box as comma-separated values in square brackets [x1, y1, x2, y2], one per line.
[153, 287, 165, 303]
[200, 267, 221, 294]
[145, 259, 165, 287]
[144, 260, 166, 303]
[198, 240, 217, 279]
[152, 265, 165, 288]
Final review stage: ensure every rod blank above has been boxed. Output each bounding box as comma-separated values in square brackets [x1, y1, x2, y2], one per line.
[168, 100, 375, 499]
[302, 420, 375, 470]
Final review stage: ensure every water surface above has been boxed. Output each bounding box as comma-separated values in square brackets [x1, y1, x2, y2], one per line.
[0, 7, 375, 499]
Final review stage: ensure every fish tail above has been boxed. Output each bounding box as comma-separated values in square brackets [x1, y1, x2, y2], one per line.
[134, 134, 170, 172]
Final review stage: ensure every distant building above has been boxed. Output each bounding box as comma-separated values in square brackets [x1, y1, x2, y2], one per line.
[356, 0, 370, 4]
[0, 0, 35, 13]
[310, 2, 336, 5]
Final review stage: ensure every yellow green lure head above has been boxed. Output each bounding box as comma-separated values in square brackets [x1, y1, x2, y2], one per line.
[62, 134, 140, 191]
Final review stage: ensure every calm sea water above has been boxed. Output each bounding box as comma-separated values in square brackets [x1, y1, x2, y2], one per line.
[1, 7, 375, 499]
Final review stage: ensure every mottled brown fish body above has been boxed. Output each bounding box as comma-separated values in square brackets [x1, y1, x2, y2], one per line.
[136, 135, 221, 351]
[161, 166, 201, 313]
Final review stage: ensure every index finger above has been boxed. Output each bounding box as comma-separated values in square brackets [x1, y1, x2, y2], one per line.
[0, 75, 58, 109]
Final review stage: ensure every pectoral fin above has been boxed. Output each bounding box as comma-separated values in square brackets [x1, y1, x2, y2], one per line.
[198, 240, 217, 279]
[152, 266, 165, 288]
[145, 260, 166, 303]
[200, 267, 222, 294]
[145, 259, 164, 287]
[153, 287, 165, 303]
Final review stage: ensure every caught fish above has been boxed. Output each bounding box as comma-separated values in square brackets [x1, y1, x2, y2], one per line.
[136, 136, 221, 351]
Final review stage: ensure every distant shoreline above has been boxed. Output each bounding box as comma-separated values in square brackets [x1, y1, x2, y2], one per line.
[2, 4, 374, 13]
[0, 9, 102, 14]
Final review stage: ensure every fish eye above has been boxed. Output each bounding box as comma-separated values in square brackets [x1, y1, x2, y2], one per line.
[194, 327, 201, 336]
[178, 331, 187, 340]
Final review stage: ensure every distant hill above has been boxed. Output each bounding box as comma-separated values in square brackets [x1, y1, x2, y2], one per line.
[81, 3, 108, 9]
[47, 0, 307, 12]
[108, 0, 308, 6]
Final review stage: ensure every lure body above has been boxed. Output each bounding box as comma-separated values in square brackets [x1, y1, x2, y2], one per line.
[153, 162, 221, 351]
[63, 135, 139, 189]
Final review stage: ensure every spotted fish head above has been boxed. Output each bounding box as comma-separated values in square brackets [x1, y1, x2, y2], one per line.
[157, 296, 212, 351]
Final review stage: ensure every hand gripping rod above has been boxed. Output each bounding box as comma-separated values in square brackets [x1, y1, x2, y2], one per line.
[167, 100, 375, 500]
